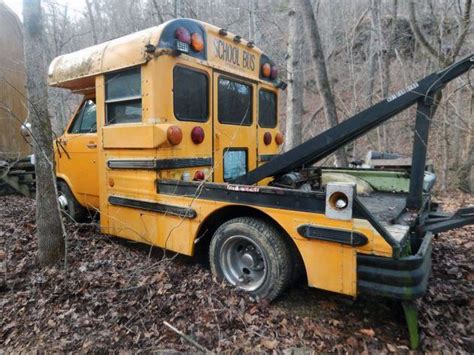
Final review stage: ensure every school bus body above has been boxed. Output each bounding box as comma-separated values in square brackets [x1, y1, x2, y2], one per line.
[51, 19, 425, 300]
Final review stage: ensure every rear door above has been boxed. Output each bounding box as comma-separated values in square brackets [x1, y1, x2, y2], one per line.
[212, 73, 257, 183]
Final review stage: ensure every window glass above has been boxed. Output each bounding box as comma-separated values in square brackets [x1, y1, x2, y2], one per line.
[79, 100, 97, 133]
[174, 66, 208, 122]
[68, 105, 84, 134]
[258, 90, 277, 128]
[105, 67, 142, 124]
[218, 77, 252, 125]
[68, 100, 97, 134]
[106, 68, 141, 100]
[223, 149, 247, 181]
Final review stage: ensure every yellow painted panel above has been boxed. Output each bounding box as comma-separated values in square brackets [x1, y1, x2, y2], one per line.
[102, 124, 170, 149]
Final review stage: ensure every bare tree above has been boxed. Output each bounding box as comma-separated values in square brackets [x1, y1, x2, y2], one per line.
[301, 0, 348, 166]
[284, 0, 304, 150]
[23, 0, 65, 266]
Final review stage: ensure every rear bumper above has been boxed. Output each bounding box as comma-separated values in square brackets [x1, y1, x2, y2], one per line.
[357, 232, 433, 300]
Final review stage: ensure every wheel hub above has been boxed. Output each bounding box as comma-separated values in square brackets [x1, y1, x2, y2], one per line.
[58, 194, 68, 210]
[219, 235, 267, 291]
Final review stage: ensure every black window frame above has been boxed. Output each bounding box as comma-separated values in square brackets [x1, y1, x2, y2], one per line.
[67, 99, 97, 134]
[173, 65, 210, 122]
[223, 147, 248, 182]
[217, 76, 253, 126]
[105, 67, 142, 125]
[258, 89, 278, 128]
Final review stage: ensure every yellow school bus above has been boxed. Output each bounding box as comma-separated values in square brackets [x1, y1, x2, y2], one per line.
[48, 19, 474, 343]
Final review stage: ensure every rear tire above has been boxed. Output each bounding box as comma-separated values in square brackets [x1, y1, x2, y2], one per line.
[57, 180, 88, 223]
[209, 217, 292, 301]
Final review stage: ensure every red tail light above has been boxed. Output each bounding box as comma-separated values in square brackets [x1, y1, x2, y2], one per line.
[175, 27, 191, 44]
[194, 170, 205, 181]
[263, 132, 272, 145]
[275, 132, 284, 145]
[191, 126, 205, 144]
[270, 66, 278, 80]
[167, 125, 183, 145]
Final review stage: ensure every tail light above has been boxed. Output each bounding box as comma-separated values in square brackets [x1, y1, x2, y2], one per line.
[263, 132, 272, 145]
[275, 132, 284, 145]
[175, 27, 191, 44]
[270, 66, 278, 80]
[262, 63, 271, 78]
[167, 125, 183, 145]
[191, 126, 205, 144]
[191, 33, 204, 52]
[194, 170, 205, 181]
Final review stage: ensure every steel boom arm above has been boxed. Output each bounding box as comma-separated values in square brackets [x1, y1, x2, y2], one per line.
[235, 54, 474, 185]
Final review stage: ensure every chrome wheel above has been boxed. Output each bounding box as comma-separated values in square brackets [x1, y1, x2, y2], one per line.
[220, 235, 267, 291]
[58, 193, 69, 211]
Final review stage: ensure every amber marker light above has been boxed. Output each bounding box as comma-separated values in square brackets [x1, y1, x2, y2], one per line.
[191, 126, 205, 144]
[275, 132, 284, 145]
[263, 132, 272, 145]
[191, 33, 204, 52]
[262, 63, 271, 78]
[167, 125, 183, 145]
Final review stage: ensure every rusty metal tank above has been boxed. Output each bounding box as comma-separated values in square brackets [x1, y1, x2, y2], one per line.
[0, 1, 30, 160]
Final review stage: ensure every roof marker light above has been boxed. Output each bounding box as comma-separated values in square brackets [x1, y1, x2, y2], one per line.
[191, 33, 204, 52]
[270, 66, 278, 80]
[233, 35, 242, 43]
[175, 27, 191, 44]
[262, 63, 271, 78]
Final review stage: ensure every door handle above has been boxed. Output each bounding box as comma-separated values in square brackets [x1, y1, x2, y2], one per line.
[86, 143, 97, 149]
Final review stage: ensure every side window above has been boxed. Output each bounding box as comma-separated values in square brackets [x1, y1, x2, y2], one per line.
[68, 99, 97, 134]
[223, 149, 248, 181]
[218, 77, 252, 126]
[258, 90, 277, 128]
[173, 66, 209, 122]
[105, 67, 141, 124]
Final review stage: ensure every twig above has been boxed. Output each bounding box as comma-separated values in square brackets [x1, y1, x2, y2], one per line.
[163, 321, 210, 352]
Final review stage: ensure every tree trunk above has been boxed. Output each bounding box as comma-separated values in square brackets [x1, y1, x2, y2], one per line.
[23, 0, 65, 266]
[85, 0, 98, 45]
[300, 0, 348, 166]
[285, 0, 304, 151]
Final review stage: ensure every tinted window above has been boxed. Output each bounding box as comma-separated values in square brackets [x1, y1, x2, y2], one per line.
[68, 100, 97, 134]
[105, 68, 141, 124]
[218, 77, 252, 126]
[223, 149, 247, 181]
[174, 67, 208, 122]
[259, 90, 277, 128]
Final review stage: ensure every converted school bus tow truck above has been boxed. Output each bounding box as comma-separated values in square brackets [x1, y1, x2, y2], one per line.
[45, 19, 473, 348]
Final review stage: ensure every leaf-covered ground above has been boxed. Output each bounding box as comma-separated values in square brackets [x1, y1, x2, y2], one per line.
[1, 193, 472, 352]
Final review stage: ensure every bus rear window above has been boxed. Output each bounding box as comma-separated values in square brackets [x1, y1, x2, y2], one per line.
[218, 77, 252, 126]
[173, 66, 209, 122]
[105, 67, 142, 124]
[258, 90, 277, 128]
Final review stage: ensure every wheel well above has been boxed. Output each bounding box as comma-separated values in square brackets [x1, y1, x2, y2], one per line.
[194, 205, 306, 278]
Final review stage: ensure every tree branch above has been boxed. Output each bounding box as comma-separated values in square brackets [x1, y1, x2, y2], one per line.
[451, 0, 472, 60]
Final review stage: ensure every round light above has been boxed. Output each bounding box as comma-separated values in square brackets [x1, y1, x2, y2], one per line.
[191, 126, 205, 144]
[191, 33, 204, 52]
[108, 178, 115, 187]
[263, 132, 272, 145]
[175, 27, 191, 44]
[262, 63, 271, 78]
[194, 170, 205, 181]
[167, 125, 183, 145]
[270, 66, 278, 80]
[275, 132, 284, 145]
[329, 192, 349, 210]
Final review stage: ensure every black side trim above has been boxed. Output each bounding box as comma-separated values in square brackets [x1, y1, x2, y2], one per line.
[108, 196, 197, 219]
[157, 179, 331, 215]
[259, 154, 278, 162]
[107, 158, 212, 170]
[357, 232, 433, 300]
[297, 225, 368, 246]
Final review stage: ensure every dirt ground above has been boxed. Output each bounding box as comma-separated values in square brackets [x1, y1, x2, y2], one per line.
[1, 193, 472, 352]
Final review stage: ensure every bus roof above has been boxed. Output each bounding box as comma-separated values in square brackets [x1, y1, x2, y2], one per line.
[48, 18, 280, 90]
